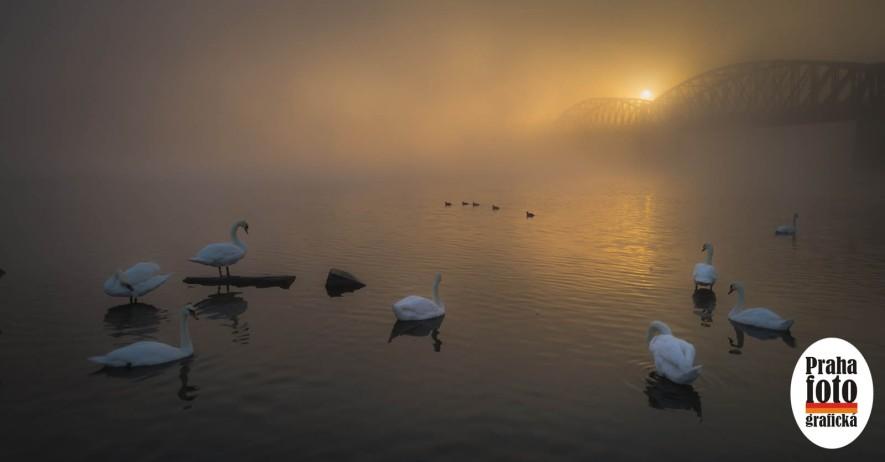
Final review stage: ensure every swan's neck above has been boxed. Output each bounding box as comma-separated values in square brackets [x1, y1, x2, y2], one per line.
[732, 288, 746, 312]
[179, 313, 193, 355]
[432, 278, 442, 306]
[704, 247, 714, 265]
[230, 223, 246, 250]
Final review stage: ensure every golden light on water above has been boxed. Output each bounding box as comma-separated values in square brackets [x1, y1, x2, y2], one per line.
[640, 89, 654, 100]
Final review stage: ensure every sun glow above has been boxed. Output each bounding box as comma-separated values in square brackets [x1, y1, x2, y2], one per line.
[640, 89, 654, 100]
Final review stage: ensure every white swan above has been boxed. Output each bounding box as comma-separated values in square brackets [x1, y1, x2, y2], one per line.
[190, 220, 249, 277]
[692, 242, 718, 289]
[89, 304, 198, 367]
[393, 273, 445, 321]
[775, 212, 799, 235]
[727, 282, 793, 331]
[103, 262, 172, 304]
[647, 321, 702, 384]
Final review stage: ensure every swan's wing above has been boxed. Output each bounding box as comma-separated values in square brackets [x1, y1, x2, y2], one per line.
[105, 341, 184, 366]
[125, 262, 161, 284]
[392, 296, 443, 320]
[191, 243, 245, 265]
[133, 274, 172, 296]
[676, 337, 696, 365]
[651, 335, 695, 372]
[103, 276, 130, 296]
[692, 263, 717, 284]
[737, 307, 786, 323]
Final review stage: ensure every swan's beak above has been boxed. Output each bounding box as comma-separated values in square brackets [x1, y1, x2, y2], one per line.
[728, 286, 734, 294]
[188, 308, 199, 320]
[244, 225, 249, 234]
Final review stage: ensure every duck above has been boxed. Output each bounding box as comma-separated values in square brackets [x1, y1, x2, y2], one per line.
[89, 304, 198, 367]
[392, 273, 445, 321]
[472, 202, 480, 207]
[647, 321, 702, 384]
[491, 205, 500, 211]
[103, 262, 172, 304]
[190, 220, 249, 278]
[692, 243, 718, 290]
[526, 211, 535, 218]
[727, 282, 793, 331]
[444, 201, 452, 207]
[461, 201, 469, 206]
[775, 213, 799, 235]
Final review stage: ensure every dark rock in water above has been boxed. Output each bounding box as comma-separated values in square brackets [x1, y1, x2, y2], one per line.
[325, 268, 366, 297]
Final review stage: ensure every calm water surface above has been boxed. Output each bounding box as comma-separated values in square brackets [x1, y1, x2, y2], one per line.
[1, 163, 884, 461]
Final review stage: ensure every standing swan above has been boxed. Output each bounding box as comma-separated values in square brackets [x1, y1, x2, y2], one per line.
[692, 243, 718, 290]
[89, 304, 199, 367]
[103, 262, 171, 304]
[393, 273, 445, 321]
[647, 321, 702, 384]
[190, 220, 249, 277]
[775, 213, 799, 235]
[727, 282, 793, 331]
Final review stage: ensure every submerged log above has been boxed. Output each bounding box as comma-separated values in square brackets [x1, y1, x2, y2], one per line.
[183, 275, 296, 289]
[325, 268, 366, 297]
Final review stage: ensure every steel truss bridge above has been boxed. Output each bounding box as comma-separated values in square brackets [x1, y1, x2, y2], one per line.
[560, 60, 885, 131]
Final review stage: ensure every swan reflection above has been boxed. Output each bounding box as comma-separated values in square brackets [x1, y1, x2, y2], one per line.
[388, 315, 444, 352]
[691, 288, 716, 327]
[644, 372, 702, 420]
[103, 303, 166, 340]
[93, 359, 199, 406]
[727, 319, 796, 355]
[195, 291, 250, 345]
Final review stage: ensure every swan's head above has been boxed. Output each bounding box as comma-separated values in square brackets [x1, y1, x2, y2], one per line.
[182, 303, 199, 320]
[728, 281, 745, 295]
[116, 270, 134, 292]
[237, 220, 250, 234]
[701, 242, 712, 252]
[434, 272, 442, 284]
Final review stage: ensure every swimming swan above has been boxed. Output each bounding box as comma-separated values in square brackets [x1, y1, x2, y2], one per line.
[775, 213, 799, 235]
[647, 321, 702, 384]
[190, 220, 249, 277]
[692, 243, 718, 289]
[103, 262, 171, 304]
[727, 282, 793, 331]
[392, 273, 445, 321]
[89, 304, 198, 367]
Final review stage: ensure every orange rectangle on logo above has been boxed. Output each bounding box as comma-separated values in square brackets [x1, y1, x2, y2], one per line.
[805, 402, 858, 414]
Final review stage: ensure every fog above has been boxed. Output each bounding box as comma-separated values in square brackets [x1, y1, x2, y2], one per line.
[2, 0, 884, 181]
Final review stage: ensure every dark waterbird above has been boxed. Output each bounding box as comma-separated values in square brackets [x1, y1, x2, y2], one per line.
[444, 201, 452, 207]
[461, 201, 469, 206]
[526, 211, 535, 218]
[472, 202, 480, 207]
[491, 204, 500, 210]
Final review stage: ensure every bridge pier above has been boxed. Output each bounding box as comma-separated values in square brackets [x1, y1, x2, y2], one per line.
[855, 118, 885, 169]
